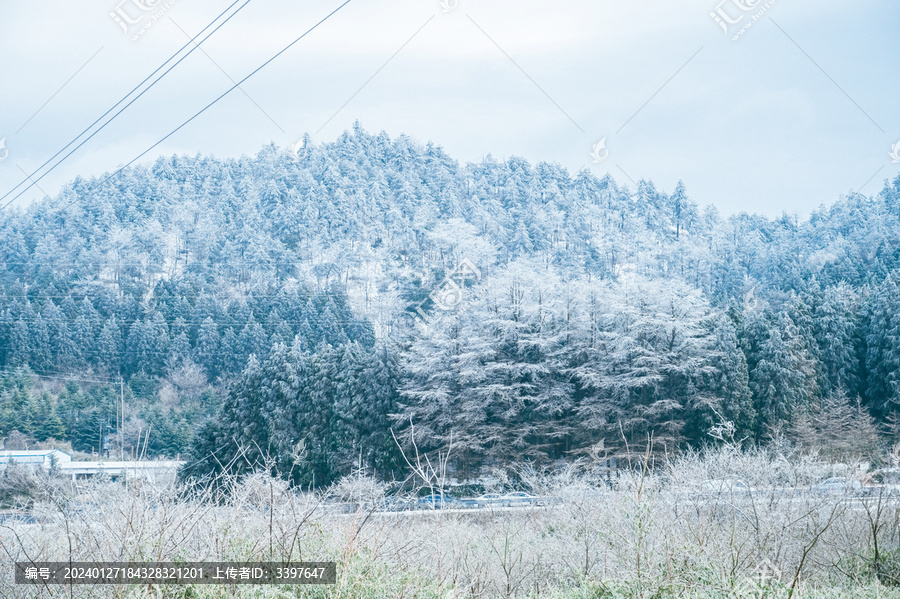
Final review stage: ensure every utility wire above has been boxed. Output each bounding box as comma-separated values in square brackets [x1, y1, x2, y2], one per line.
[75, 0, 354, 208]
[0, 0, 254, 211]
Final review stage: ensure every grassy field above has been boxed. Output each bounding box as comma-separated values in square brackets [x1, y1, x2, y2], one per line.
[1, 445, 898, 598]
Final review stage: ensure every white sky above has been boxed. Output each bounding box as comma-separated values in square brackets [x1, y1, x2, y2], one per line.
[0, 0, 898, 217]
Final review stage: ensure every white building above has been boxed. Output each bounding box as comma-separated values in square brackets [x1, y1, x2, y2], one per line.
[0, 449, 183, 483]
[0, 449, 72, 469]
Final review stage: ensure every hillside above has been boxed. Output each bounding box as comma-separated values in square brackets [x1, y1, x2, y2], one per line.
[1, 125, 899, 484]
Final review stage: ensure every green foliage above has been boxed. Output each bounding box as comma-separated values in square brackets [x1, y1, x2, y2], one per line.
[182, 340, 401, 488]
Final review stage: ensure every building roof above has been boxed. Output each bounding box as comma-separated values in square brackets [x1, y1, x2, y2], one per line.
[0, 449, 72, 462]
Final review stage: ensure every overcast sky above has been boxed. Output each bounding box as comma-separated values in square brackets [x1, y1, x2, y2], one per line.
[1, 0, 898, 217]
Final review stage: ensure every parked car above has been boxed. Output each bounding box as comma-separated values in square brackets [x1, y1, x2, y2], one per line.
[456, 497, 479, 509]
[500, 492, 535, 507]
[813, 477, 862, 495]
[418, 493, 461, 509]
[476, 493, 503, 507]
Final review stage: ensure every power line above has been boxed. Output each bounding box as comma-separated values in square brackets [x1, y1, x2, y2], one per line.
[74, 0, 354, 211]
[0, 293, 380, 302]
[0, 368, 118, 385]
[0, 258, 389, 266]
[0, 0, 254, 211]
[0, 335, 394, 364]
[0, 318, 378, 327]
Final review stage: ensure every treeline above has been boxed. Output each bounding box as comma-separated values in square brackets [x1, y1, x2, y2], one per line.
[0, 125, 898, 481]
[395, 263, 897, 474]
[184, 340, 400, 487]
[0, 371, 192, 456]
[0, 286, 373, 456]
[0, 285, 372, 378]
[184, 266, 896, 485]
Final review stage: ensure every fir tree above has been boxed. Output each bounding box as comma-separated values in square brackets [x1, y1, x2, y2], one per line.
[749, 312, 819, 439]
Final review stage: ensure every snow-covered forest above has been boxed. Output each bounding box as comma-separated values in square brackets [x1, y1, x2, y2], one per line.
[1, 125, 899, 486]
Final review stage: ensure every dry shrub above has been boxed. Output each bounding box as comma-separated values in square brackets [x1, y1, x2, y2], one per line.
[0, 445, 898, 598]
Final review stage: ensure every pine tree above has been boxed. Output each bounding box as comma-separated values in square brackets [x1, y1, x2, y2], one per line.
[218, 355, 268, 474]
[53, 322, 80, 372]
[125, 319, 150, 375]
[7, 320, 30, 367]
[509, 222, 535, 256]
[180, 418, 224, 480]
[329, 342, 367, 474]
[238, 315, 269, 362]
[29, 314, 52, 372]
[361, 344, 402, 473]
[685, 316, 755, 442]
[864, 275, 900, 417]
[302, 342, 338, 485]
[258, 342, 304, 477]
[96, 317, 123, 376]
[168, 332, 193, 370]
[72, 315, 96, 366]
[35, 392, 66, 441]
[749, 312, 819, 439]
[196, 317, 220, 378]
[148, 312, 172, 373]
[218, 327, 241, 376]
[42, 301, 68, 370]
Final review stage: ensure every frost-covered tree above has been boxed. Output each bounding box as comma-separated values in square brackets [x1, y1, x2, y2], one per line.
[683, 316, 754, 442]
[1, 126, 899, 466]
[864, 274, 900, 418]
[749, 312, 819, 439]
[812, 284, 862, 397]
